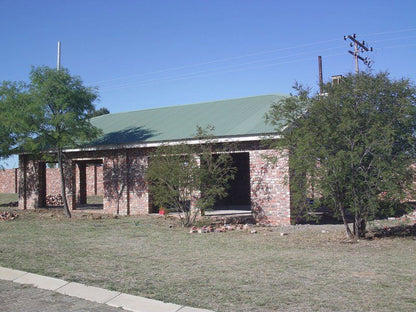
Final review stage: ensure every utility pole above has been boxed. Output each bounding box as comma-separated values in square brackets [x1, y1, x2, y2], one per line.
[344, 34, 373, 74]
[57, 41, 61, 71]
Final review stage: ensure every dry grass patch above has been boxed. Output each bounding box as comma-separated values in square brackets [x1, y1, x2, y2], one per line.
[0, 202, 415, 311]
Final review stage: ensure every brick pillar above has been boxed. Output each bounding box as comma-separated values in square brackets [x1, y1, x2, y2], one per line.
[18, 156, 46, 210]
[63, 159, 76, 210]
[103, 152, 129, 215]
[190, 154, 201, 216]
[18, 155, 27, 210]
[94, 164, 98, 195]
[96, 164, 103, 196]
[77, 162, 87, 204]
[249, 149, 291, 226]
[127, 151, 149, 215]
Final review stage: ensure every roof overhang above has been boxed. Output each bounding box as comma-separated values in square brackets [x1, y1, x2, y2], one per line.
[61, 133, 281, 153]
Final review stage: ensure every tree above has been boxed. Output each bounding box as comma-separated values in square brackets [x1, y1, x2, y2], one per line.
[0, 66, 100, 217]
[87, 107, 110, 118]
[267, 72, 416, 239]
[0, 81, 31, 160]
[146, 127, 236, 227]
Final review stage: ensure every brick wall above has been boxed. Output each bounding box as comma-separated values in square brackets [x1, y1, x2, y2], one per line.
[86, 164, 103, 196]
[249, 149, 291, 225]
[102, 149, 149, 215]
[46, 168, 61, 194]
[0, 168, 18, 193]
[14, 145, 416, 225]
[1, 165, 103, 196]
[17, 145, 292, 225]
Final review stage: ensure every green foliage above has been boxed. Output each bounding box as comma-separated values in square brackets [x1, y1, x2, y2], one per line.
[1, 66, 100, 154]
[146, 126, 236, 227]
[374, 200, 415, 220]
[267, 72, 416, 238]
[24, 66, 101, 150]
[0, 81, 31, 159]
[87, 107, 110, 118]
[0, 66, 100, 217]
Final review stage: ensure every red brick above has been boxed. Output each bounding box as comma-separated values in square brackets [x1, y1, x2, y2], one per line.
[15, 144, 292, 225]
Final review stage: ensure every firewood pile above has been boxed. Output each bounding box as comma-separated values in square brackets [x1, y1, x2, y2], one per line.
[0, 211, 17, 221]
[46, 194, 64, 206]
[189, 223, 257, 234]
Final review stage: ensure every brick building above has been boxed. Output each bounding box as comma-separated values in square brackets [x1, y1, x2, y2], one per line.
[17, 94, 292, 225]
[0, 165, 103, 196]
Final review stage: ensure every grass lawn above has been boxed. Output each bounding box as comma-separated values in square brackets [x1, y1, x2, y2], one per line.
[0, 194, 415, 312]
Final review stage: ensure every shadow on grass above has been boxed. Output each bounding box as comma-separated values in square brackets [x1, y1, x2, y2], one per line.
[75, 204, 103, 210]
[45, 204, 104, 211]
[369, 223, 416, 239]
[0, 201, 18, 207]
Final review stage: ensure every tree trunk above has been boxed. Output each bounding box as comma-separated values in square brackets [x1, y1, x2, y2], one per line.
[354, 213, 366, 238]
[58, 148, 72, 218]
[339, 204, 353, 239]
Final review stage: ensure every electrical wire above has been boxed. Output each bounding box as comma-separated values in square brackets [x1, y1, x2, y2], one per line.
[94, 28, 416, 91]
[99, 46, 346, 91]
[91, 38, 340, 85]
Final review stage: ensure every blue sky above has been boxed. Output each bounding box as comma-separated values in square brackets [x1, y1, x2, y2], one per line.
[1, 0, 416, 167]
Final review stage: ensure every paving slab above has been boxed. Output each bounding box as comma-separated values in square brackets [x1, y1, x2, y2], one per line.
[14, 272, 68, 291]
[0, 279, 124, 312]
[107, 293, 182, 312]
[57, 281, 121, 304]
[0, 266, 27, 281]
[0, 266, 214, 312]
[177, 307, 214, 312]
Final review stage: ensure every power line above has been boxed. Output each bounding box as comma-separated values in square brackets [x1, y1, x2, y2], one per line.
[362, 27, 416, 37]
[372, 35, 416, 44]
[98, 45, 346, 90]
[378, 43, 416, 50]
[100, 39, 414, 92]
[98, 39, 412, 92]
[92, 28, 415, 91]
[100, 52, 346, 91]
[92, 28, 415, 86]
[102, 48, 343, 88]
[91, 39, 341, 85]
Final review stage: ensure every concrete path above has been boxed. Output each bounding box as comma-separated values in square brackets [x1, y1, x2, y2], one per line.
[0, 266, 213, 312]
[0, 279, 124, 312]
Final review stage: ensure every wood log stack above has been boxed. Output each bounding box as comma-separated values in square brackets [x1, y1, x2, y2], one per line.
[189, 223, 257, 234]
[0, 211, 17, 221]
[46, 194, 64, 206]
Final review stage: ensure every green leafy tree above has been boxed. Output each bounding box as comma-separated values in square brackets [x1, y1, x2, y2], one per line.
[267, 72, 416, 239]
[0, 66, 100, 217]
[87, 107, 110, 118]
[0, 81, 31, 160]
[146, 127, 236, 227]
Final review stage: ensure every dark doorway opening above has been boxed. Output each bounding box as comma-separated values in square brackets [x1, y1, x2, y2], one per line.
[213, 152, 251, 211]
[148, 152, 252, 214]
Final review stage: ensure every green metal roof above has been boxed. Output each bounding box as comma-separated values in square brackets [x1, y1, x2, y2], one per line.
[89, 93, 286, 146]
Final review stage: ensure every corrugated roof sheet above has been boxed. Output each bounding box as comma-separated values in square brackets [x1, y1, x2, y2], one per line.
[89, 93, 286, 146]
